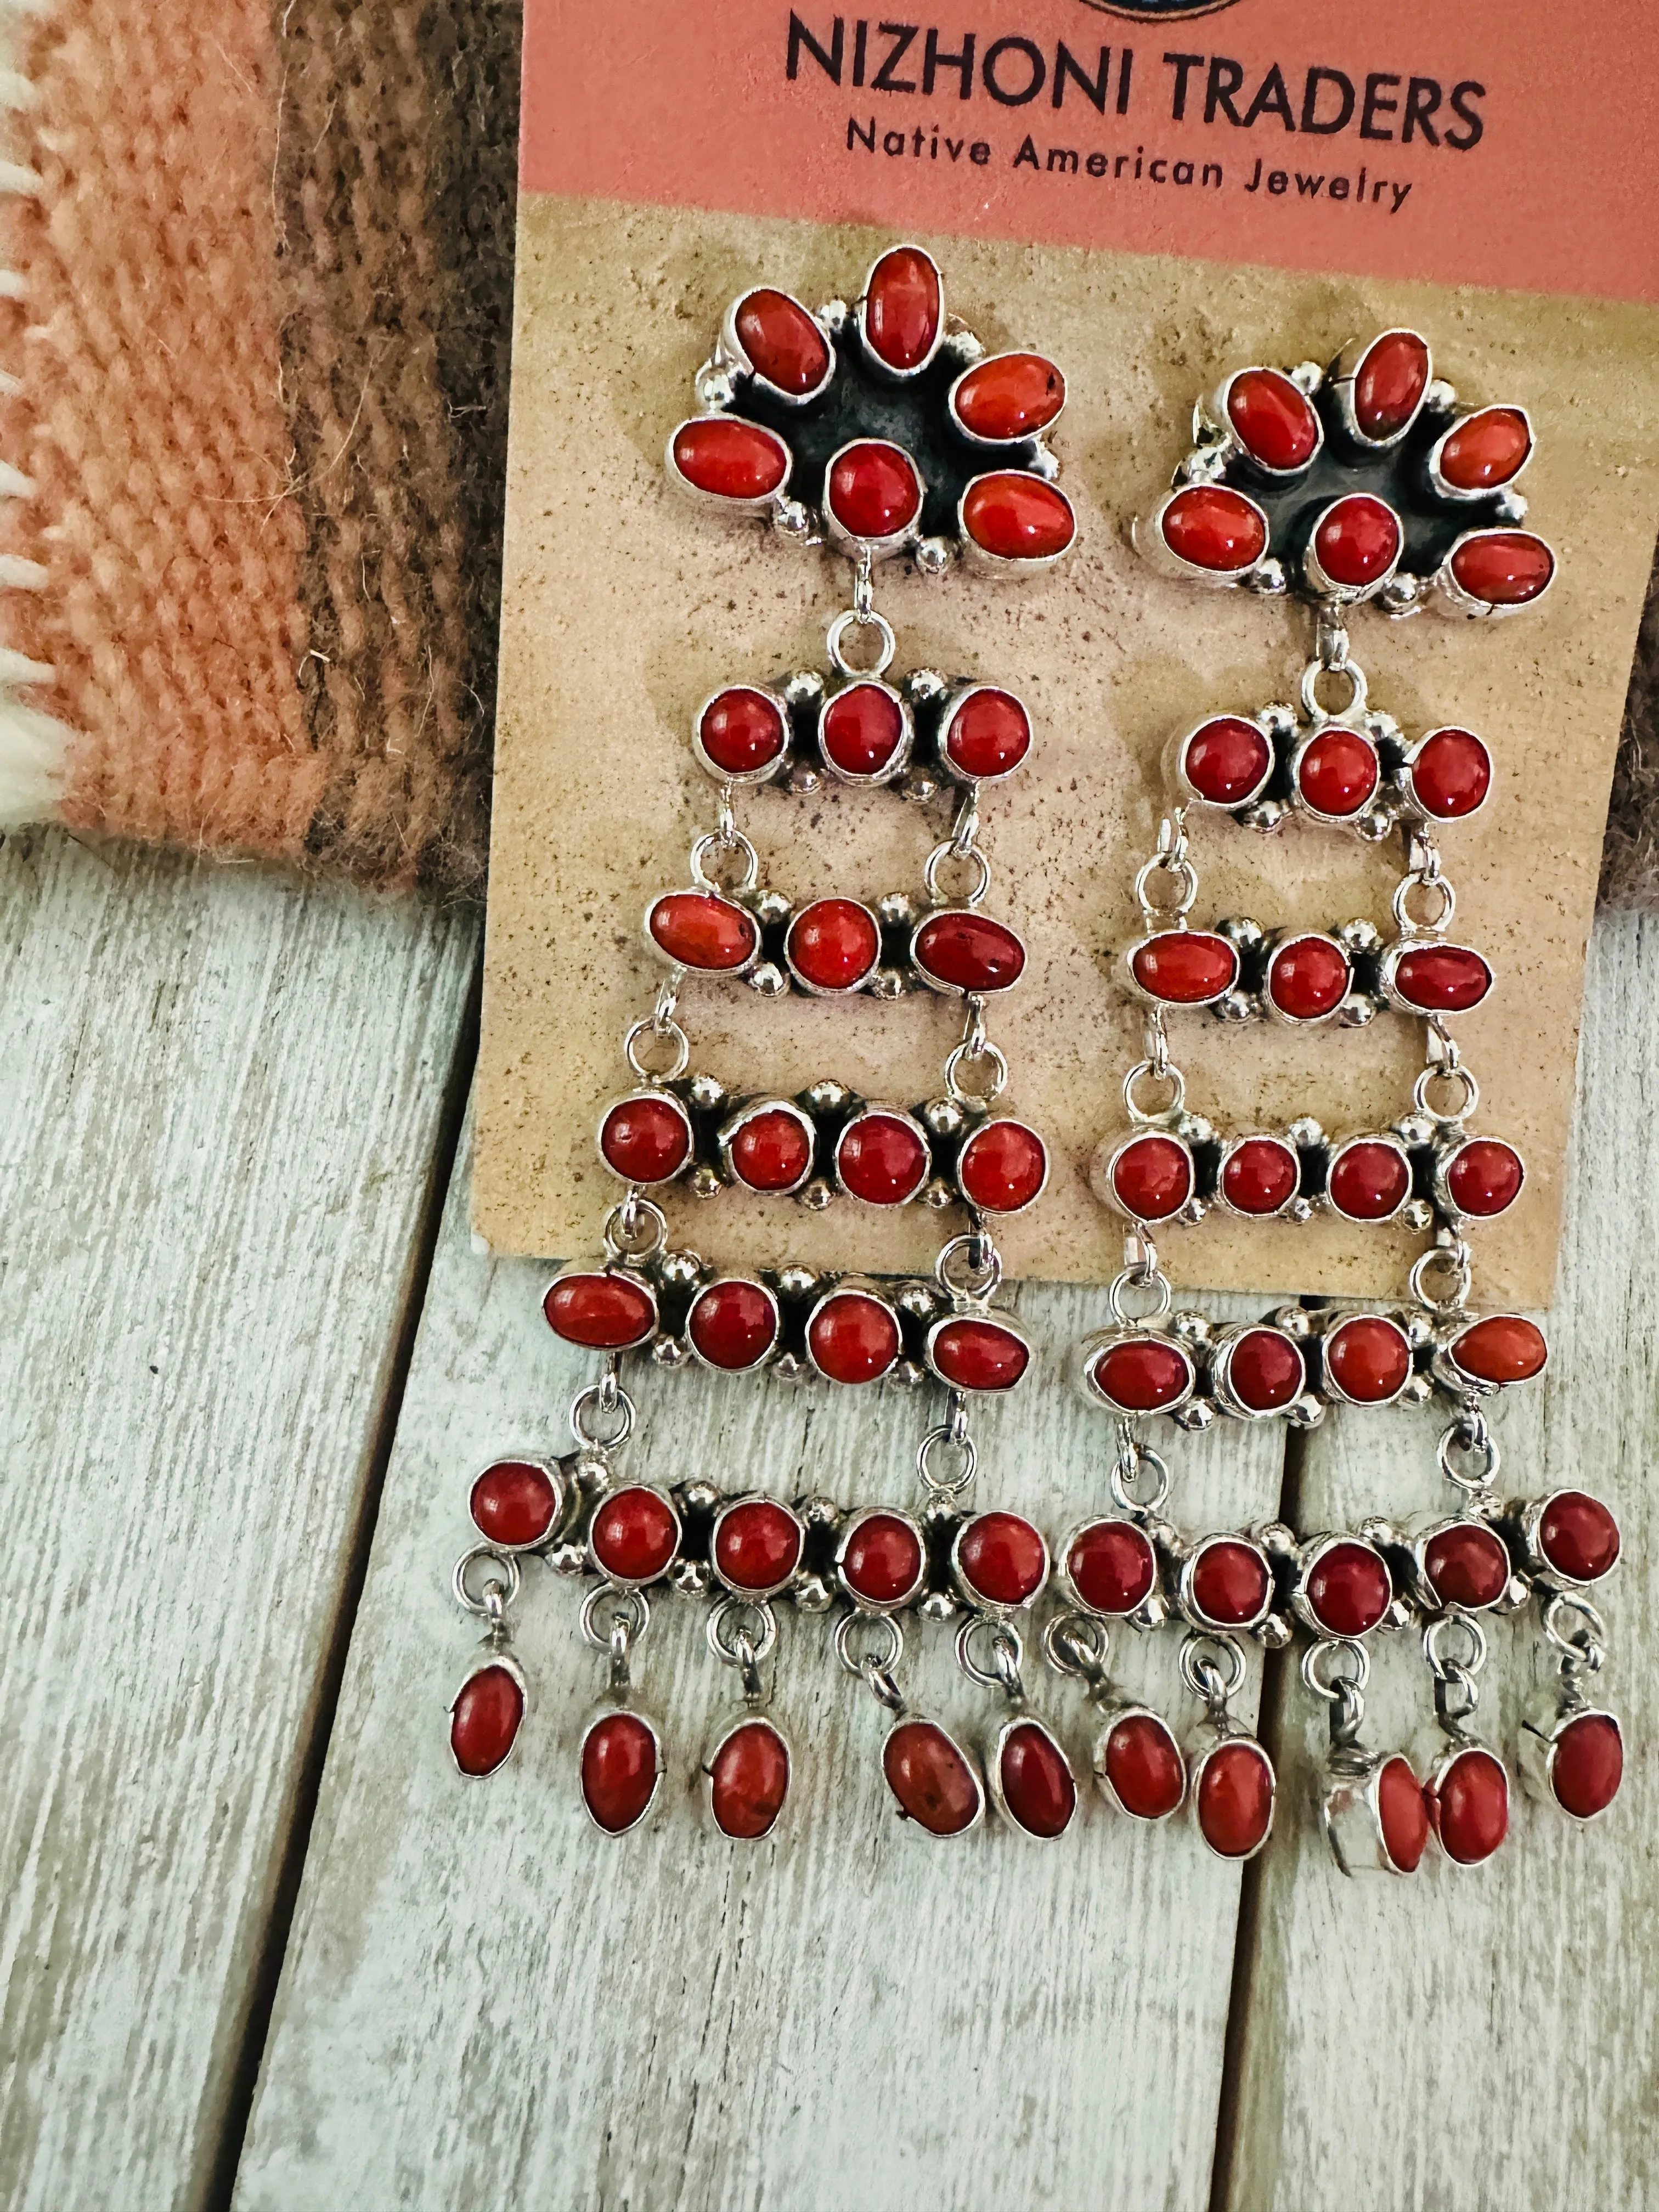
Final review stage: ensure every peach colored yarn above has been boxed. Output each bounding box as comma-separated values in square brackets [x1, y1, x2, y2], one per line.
[0, 0, 320, 862]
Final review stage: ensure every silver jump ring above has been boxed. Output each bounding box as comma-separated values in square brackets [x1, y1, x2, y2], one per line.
[707, 1594, 778, 1669]
[955, 1614, 1025, 1696]
[833, 1606, 904, 1680]
[1105, 1268, 1173, 1327]
[1412, 1245, 1471, 1315]
[1122, 1059, 1186, 1125]
[1413, 1063, 1480, 1121]
[1392, 872, 1457, 934]
[934, 1232, 1002, 1300]
[1110, 1435, 1170, 1516]
[690, 828, 760, 894]
[1042, 1609, 1108, 1681]
[569, 1380, 637, 1450]
[826, 606, 896, 678]
[923, 838, 994, 908]
[1133, 857, 1198, 922]
[453, 1543, 521, 1618]
[916, 1423, 977, 1497]
[1542, 1591, 1607, 1668]
[1180, 1630, 1246, 1707]
[1301, 1636, 1371, 1702]
[1436, 1417, 1499, 1493]
[943, 1036, 1009, 1105]
[580, 1581, 650, 1654]
[602, 1195, 668, 1261]
[623, 1015, 691, 1081]
[1299, 656, 1369, 721]
[1423, 1606, 1487, 1681]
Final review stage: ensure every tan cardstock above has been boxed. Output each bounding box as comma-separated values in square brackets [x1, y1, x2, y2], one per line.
[477, 195, 1659, 1305]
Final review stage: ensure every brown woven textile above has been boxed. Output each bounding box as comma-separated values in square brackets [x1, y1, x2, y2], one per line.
[273, 0, 520, 894]
[0, 0, 517, 895]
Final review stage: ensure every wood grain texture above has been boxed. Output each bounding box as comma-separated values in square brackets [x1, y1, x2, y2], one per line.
[235, 1118, 1290, 2212]
[1222, 910, 1659, 2212]
[0, 830, 475, 2212]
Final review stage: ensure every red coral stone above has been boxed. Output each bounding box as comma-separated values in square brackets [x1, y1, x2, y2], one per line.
[1429, 1746, 1508, 1865]
[840, 1511, 925, 1606]
[944, 688, 1031, 779]
[544, 1271, 656, 1350]
[865, 244, 941, 370]
[1130, 930, 1238, 1005]
[698, 687, 787, 777]
[1551, 1713, 1623, 1820]
[932, 1317, 1030, 1393]
[1304, 1539, 1391, 1635]
[1424, 1521, 1510, 1609]
[450, 1664, 523, 1777]
[787, 898, 881, 993]
[1410, 728, 1492, 819]
[827, 439, 922, 540]
[1226, 1328, 1304, 1413]
[1222, 1137, 1299, 1216]
[1183, 716, 1272, 805]
[1068, 1519, 1156, 1615]
[714, 1499, 803, 1592]
[687, 1279, 778, 1370]
[590, 1486, 680, 1583]
[1325, 1314, 1412, 1402]
[1439, 406, 1531, 492]
[1538, 1492, 1620, 1582]
[582, 1712, 659, 1833]
[837, 1111, 929, 1205]
[1378, 1756, 1430, 1872]
[913, 911, 1026, 992]
[1446, 1138, 1523, 1218]
[1104, 1713, 1186, 1820]
[1111, 1133, 1193, 1221]
[1227, 366, 1319, 470]
[808, 1290, 901, 1384]
[1450, 531, 1554, 606]
[1328, 1139, 1409, 1222]
[1197, 1740, 1274, 1857]
[883, 1720, 980, 1835]
[469, 1460, 559, 1548]
[672, 417, 788, 500]
[821, 682, 906, 777]
[957, 1510, 1047, 1605]
[1353, 330, 1429, 439]
[954, 352, 1065, 439]
[999, 1723, 1076, 1838]
[709, 1719, 791, 1839]
[1313, 493, 1401, 589]
[1090, 1336, 1191, 1413]
[1160, 483, 1267, 572]
[1452, 1314, 1548, 1386]
[958, 1119, 1047, 1212]
[600, 1093, 691, 1183]
[734, 288, 829, 395]
[1296, 727, 1379, 816]
[1267, 934, 1350, 1020]
[648, 890, 758, 972]
[1189, 1538, 1271, 1627]
[961, 473, 1076, 561]
[729, 1107, 812, 1192]
[1392, 945, 1492, 1013]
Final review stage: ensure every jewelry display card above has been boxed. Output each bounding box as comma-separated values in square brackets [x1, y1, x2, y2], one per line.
[479, 2, 1659, 1304]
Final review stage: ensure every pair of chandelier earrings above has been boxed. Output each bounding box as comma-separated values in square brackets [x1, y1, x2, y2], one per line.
[448, 247, 1622, 1874]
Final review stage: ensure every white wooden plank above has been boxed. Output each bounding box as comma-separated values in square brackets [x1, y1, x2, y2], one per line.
[1221, 908, 1659, 2211]
[0, 830, 476, 2211]
[235, 1101, 1290, 2212]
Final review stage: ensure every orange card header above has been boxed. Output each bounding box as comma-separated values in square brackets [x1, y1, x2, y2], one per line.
[522, 0, 1659, 300]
